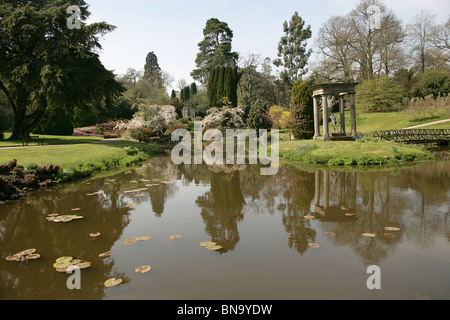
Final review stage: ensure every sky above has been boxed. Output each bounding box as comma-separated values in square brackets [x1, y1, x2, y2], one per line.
[85, 0, 450, 91]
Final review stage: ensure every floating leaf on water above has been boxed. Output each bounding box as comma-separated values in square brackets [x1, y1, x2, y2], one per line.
[323, 232, 336, 236]
[124, 188, 148, 194]
[139, 179, 151, 182]
[362, 233, 377, 238]
[75, 262, 91, 269]
[206, 245, 223, 251]
[56, 256, 73, 264]
[308, 243, 320, 248]
[145, 184, 160, 187]
[47, 213, 59, 217]
[135, 265, 151, 273]
[169, 235, 182, 240]
[345, 213, 356, 217]
[90, 232, 101, 238]
[53, 261, 71, 269]
[25, 254, 40, 260]
[136, 236, 152, 241]
[71, 208, 82, 212]
[87, 192, 101, 196]
[384, 233, 397, 239]
[385, 227, 401, 232]
[123, 237, 138, 245]
[304, 215, 316, 220]
[99, 251, 111, 258]
[5, 255, 21, 262]
[70, 259, 83, 265]
[125, 203, 139, 208]
[19, 249, 36, 256]
[104, 278, 122, 288]
[200, 242, 217, 247]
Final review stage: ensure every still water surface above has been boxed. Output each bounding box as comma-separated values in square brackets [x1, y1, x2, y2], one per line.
[0, 157, 449, 300]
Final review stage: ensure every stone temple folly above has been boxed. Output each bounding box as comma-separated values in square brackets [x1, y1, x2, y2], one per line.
[311, 83, 359, 141]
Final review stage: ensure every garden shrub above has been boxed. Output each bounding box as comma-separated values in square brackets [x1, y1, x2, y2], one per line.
[247, 100, 273, 130]
[290, 81, 314, 140]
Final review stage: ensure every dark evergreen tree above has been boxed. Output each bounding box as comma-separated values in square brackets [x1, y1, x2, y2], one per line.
[290, 81, 314, 140]
[191, 18, 239, 83]
[144, 51, 161, 82]
[247, 99, 273, 130]
[190, 83, 198, 96]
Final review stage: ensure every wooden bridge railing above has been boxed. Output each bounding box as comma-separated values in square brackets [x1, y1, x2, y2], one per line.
[372, 129, 450, 144]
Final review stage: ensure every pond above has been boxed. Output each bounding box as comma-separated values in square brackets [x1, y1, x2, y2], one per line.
[0, 157, 449, 300]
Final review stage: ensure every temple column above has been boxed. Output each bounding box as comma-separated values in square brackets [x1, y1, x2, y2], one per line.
[313, 96, 321, 139]
[349, 93, 358, 139]
[339, 94, 346, 135]
[322, 94, 330, 140]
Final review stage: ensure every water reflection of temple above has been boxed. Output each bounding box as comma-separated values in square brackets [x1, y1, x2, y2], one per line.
[313, 170, 358, 221]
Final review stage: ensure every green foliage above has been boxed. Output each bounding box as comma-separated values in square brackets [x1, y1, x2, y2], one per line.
[247, 100, 273, 130]
[123, 146, 140, 155]
[191, 18, 239, 83]
[34, 107, 74, 136]
[207, 66, 242, 107]
[356, 78, 405, 112]
[274, 11, 312, 83]
[0, 0, 124, 139]
[290, 81, 314, 140]
[190, 83, 198, 96]
[411, 70, 450, 98]
[144, 51, 161, 82]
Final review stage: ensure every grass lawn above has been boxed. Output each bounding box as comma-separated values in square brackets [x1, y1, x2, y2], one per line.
[0, 139, 164, 182]
[279, 139, 433, 166]
[0, 132, 103, 148]
[322, 105, 450, 134]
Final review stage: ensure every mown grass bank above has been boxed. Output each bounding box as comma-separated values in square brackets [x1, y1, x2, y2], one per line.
[0, 140, 165, 182]
[279, 139, 434, 166]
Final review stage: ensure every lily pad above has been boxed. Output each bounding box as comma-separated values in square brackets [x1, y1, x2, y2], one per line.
[104, 278, 122, 288]
[99, 251, 111, 258]
[385, 227, 401, 232]
[71, 208, 82, 212]
[75, 261, 91, 269]
[123, 237, 138, 245]
[169, 235, 182, 240]
[19, 249, 36, 256]
[53, 261, 71, 269]
[345, 213, 356, 217]
[362, 233, 377, 238]
[323, 232, 336, 236]
[206, 245, 223, 251]
[135, 265, 151, 273]
[304, 215, 316, 220]
[90, 232, 101, 238]
[25, 254, 40, 260]
[136, 236, 152, 241]
[56, 256, 73, 264]
[308, 243, 320, 248]
[200, 242, 217, 247]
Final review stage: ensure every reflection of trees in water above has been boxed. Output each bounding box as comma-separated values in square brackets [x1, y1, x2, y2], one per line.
[275, 165, 317, 255]
[196, 167, 245, 252]
[192, 160, 449, 263]
[135, 157, 179, 217]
